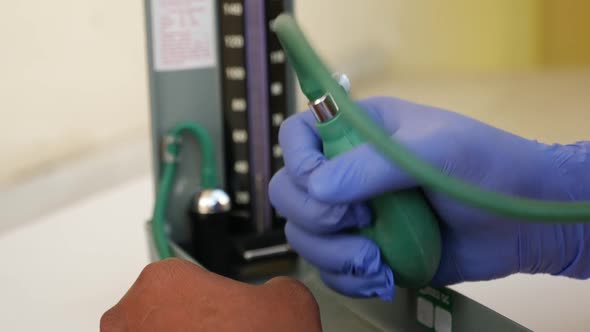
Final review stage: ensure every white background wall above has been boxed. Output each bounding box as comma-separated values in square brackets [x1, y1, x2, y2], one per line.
[0, 1, 150, 185]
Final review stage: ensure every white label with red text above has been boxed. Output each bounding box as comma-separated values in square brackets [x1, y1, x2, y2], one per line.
[150, 0, 217, 71]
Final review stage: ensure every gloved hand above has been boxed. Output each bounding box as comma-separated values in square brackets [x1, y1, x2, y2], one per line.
[269, 96, 590, 301]
[101, 259, 322, 332]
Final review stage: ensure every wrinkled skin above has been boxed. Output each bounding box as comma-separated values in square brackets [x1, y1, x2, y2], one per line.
[101, 259, 322, 332]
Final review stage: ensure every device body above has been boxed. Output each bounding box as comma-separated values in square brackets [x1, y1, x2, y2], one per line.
[145, 0, 296, 278]
[317, 110, 442, 288]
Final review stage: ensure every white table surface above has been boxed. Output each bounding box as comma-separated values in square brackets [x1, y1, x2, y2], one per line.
[1, 175, 590, 331]
[0, 177, 153, 332]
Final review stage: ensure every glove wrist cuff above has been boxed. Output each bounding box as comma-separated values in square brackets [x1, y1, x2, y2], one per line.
[553, 224, 590, 279]
[519, 223, 590, 279]
[540, 141, 590, 201]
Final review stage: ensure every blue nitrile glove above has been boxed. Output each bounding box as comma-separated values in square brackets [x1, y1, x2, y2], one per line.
[269, 96, 590, 301]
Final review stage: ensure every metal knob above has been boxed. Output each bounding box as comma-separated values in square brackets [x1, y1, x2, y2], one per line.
[193, 189, 231, 215]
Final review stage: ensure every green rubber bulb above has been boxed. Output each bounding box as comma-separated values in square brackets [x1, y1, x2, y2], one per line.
[316, 110, 442, 288]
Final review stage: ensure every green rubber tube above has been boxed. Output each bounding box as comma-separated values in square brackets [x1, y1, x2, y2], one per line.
[153, 162, 175, 259]
[272, 14, 590, 220]
[272, 14, 590, 287]
[152, 122, 220, 260]
[168, 122, 218, 189]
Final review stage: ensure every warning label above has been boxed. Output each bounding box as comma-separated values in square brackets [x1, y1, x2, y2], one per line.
[150, 0, 217, 71]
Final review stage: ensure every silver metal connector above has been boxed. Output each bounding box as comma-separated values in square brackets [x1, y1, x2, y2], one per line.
[309, 73, 351, 123]
[242, 244, 293, 261]
[161, 135, 182, 164]
[309, 93, 339, 122]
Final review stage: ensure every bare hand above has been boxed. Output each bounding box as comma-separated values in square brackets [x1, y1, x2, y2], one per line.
[100, 258, 322, 332]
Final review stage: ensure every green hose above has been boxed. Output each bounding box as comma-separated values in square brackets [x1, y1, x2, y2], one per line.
[153, 162, 175, 259]
[152, 122, 219, 260]
[168, 122, 218, 189]
[272, 14, 590, 221]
